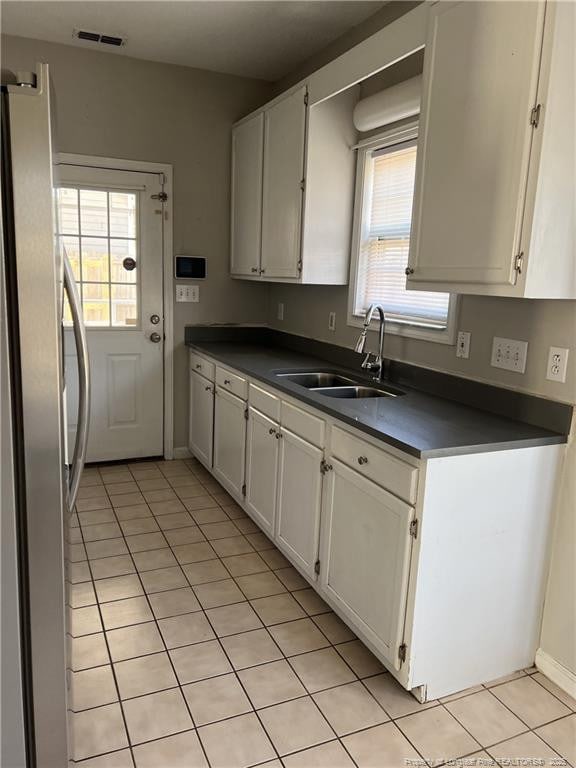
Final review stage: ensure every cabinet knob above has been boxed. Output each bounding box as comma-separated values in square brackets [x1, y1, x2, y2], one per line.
[224, 379, 231, 385]
[405, 267, 414, 276]
[251, 267, 259, 273]
[269, 428, 276, 435]
[275, 432, 283, 439]
[260, 268, 266, 275]
[205, 385, 212, 392]
[357, 456, 369, 465]
[196, 364, 202, 369]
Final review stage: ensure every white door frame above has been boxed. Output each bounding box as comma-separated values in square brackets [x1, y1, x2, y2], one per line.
[57, 152, 175, 459]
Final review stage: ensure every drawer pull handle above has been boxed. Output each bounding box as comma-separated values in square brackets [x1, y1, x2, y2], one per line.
[358, 456, 369, 465]
[269, 428, 276, 435]
[224, 379, 231, 385]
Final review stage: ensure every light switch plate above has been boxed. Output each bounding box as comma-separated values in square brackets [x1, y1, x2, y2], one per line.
[546, 346, 569, 383]
[491, 337, 528, 373]
[176, 284, 199, 303]
[456, 331, 471, 359]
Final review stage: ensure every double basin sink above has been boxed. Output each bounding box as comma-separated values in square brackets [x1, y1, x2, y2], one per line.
[276, 371, 405, 399]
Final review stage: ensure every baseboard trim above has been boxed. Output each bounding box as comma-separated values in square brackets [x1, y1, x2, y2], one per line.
[173, 446, 192, 460]
[535, 647, 576, 699]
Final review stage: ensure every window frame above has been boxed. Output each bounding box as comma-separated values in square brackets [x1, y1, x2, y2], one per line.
[347, 122, 458, 345]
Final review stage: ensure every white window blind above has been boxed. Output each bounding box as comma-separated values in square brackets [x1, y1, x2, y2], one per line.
[354, 141, 450, 328]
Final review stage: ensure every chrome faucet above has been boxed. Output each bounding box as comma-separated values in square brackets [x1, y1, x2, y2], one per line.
[354, 304, 387, 382]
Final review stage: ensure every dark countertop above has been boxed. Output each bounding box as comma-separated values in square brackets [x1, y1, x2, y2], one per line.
[185, 337, 569, 459]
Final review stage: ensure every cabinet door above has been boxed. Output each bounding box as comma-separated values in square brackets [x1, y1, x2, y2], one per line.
[245, 408, 279, 536]
[320, 458, 414, 669]
[213, 387, 246, 499]
[188, 371, 214, 468]
[261, 87, 307, 279]
[231, 113, 264, 277]
[408, 1, 545, 289]
[276, 427, 322, 579]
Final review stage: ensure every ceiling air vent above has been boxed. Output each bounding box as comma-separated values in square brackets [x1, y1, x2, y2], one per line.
[74, 30, 126, 47]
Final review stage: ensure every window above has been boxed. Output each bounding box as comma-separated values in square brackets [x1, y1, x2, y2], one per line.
[349, 127, 456, 343]
[57, 187, 139, 327]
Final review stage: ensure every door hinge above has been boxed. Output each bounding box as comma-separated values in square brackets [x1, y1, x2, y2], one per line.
[320, 459, 333, 475]
[304, 92, 309, 106]
[410, 519, 418, 539]
[244, 407, 249, 420]
[514, 252, 524, 275]
[297, 259, 303, 272]
[151, 191, 168, 202]
[398, 643, 407, 664]
[241, 483, 246, 496]
[299, 178, 305, 191]
[314, 559, 320, 575]
[530, 103, 541, 128]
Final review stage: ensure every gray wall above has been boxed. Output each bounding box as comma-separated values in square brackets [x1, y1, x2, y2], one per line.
[1, 34, 273, 450]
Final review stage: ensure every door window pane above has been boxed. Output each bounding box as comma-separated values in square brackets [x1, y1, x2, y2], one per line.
[82, 283, 110, 326]
[57, 186, 139, 328]
[109, 192, 136, 238]
[80, 189, 108, 236]
[110, 239, 137, 283]
[111, 284, 137, 326]
[81, 237, 109, 283]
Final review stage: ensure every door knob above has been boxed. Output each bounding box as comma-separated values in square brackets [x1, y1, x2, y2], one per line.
[150, 314, 160, 325]
[150, 332, 162, 343]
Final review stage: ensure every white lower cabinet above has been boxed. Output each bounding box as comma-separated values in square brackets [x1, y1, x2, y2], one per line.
[213, 386, 246, 499]
[188, 370, 214, 468]
[276, 428, 323, 580]
[320, 458, 415, 670]
[245, 407, 279, 536]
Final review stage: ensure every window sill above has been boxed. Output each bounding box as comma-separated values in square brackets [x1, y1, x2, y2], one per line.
[347, 306, 458, 346]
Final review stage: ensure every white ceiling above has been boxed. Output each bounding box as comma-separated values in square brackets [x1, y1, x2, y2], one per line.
[1, 1, 387, 81]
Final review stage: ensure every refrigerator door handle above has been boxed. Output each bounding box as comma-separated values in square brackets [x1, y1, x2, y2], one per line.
[63, 254, 90, 512]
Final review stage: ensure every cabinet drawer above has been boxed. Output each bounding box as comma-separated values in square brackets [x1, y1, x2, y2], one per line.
[216, 366, 248, 400]
[281, 401, 325, 448]
[190, 352, 215, 381]
[331, 426, 418, 504]
[249, 383, 280, 422]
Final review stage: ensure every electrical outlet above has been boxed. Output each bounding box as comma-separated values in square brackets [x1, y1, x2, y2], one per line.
[490, 337, 528, 373]
[176, 284, 199, 303]
[546, 346, 569, 383]
[456, 331, 471, 359]
[277, 303, 284, 321]
[328, 312, 336, 332]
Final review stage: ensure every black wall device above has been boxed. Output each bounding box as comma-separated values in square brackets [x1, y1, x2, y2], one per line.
[175, 255, 206, 279]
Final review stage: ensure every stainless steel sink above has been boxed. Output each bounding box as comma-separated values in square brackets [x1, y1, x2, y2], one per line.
[276, 372, 357, 388]
[275, 371, 405, 399]
[314, 385, 400, 399]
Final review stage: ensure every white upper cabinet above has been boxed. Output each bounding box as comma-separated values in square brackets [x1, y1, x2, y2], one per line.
[231, 86, 357, 284]
[231, 113, 264, 277]
[261, 87, 307, 279]
[407, 0, 575, 298]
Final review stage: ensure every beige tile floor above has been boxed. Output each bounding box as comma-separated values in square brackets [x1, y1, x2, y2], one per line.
[67, 458, 576, 768]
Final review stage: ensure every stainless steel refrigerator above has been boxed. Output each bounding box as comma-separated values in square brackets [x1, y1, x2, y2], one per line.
[1, 63, 90, 768]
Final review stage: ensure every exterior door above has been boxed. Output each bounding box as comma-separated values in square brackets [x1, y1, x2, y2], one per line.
[276, 427, 322, 579]
[320, 458, 414, 669]
[213, 387, 246, 500]
[407, 0, 545, 287]
[188, 371, 214, 468]
[57, 164, 164, 462]
[245, 407, 279, 535]
[231, 113, 264, 277]
[261, 87, 307, 279]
